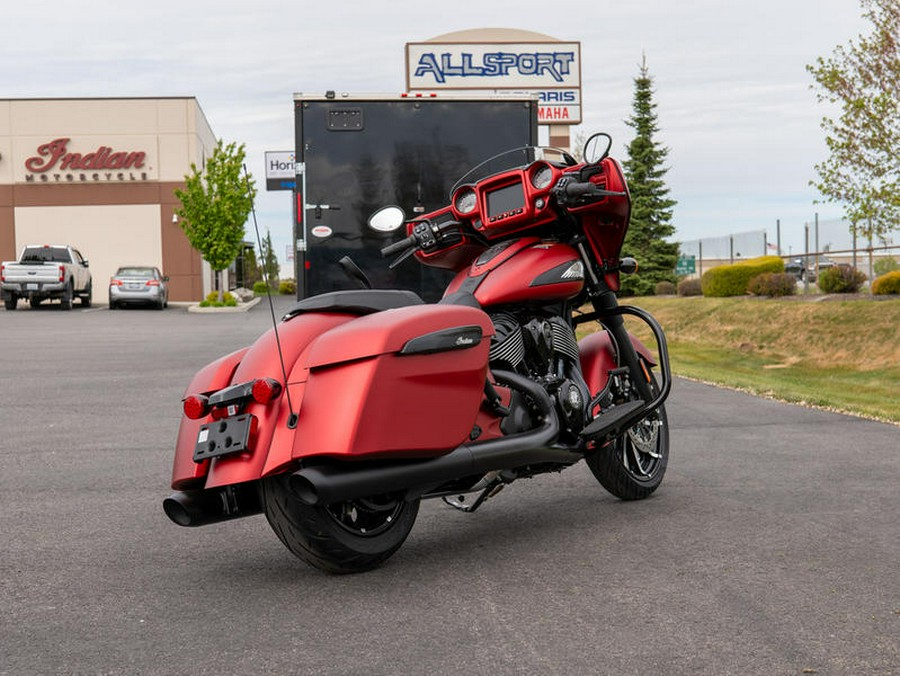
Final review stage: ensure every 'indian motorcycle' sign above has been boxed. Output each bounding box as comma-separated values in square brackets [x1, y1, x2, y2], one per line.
[23, 137, 152, 183]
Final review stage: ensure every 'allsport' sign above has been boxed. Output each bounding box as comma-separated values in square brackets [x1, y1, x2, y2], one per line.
[406, 39, 582, 124]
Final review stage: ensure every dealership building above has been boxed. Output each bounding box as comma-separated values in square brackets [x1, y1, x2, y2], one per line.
[0, 98, 217, 303]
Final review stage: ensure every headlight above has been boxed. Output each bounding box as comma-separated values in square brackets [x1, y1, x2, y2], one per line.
[454, 188, 478, 214]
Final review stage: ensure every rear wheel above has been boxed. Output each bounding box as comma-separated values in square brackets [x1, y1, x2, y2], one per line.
[4, 294, 17, 310]
[261, 474, 419, 574]
[30, 296, 41, 309]
[586, 404, 669, 500]
[60, 281, 73, 310]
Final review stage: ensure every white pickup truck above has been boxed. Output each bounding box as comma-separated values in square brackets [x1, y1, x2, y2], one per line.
[1, 245, 93, 310]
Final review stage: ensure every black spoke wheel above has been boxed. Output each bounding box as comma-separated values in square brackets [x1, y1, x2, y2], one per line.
[586, 403, 669, 500]
[261, 474, 419, 574]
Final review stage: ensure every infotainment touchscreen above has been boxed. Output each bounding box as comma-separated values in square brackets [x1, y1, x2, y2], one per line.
[486, 182, 525, 218]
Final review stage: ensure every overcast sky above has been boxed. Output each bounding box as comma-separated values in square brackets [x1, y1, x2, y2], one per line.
[3, 0, 872, 263]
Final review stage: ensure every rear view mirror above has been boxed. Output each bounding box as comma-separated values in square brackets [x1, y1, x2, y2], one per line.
[583, 133, 612, 165]
[368, 206, 405, 233]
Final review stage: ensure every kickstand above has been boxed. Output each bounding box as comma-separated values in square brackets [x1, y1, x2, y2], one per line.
[442, 476, 507, 513]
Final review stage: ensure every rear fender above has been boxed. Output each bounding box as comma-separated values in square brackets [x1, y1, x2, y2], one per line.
[171, 347, 249, 490]
[578, 330, 656, 399]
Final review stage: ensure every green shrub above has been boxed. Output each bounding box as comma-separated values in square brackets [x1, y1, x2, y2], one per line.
[701, 256, 784, 297]
[747, 272, 797, 297]
[872, 270, 900, 295]
[279, 279, 297, 295]
[655, 281, 676, 296]
[201, 291, 237, 307]
[253, 280, 272, 295]
[677, 278, 703, 296]
[818, 266, 866, 294]
[873, 256, 899, 277]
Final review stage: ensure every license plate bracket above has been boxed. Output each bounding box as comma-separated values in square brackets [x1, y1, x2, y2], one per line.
[193, 414, 253, 463]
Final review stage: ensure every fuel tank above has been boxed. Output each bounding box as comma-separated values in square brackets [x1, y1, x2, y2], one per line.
[444, 237, 585, 307]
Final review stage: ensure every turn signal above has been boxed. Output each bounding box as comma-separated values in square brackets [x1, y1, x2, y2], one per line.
[183, 394, 210, 420]
[251, 378, 283, 404]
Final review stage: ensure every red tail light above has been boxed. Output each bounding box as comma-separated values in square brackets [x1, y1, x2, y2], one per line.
[110, 279, 123, 286]
[1, 264, 5, 282]
[146, 280, 160, 287]
[183, 394, 210, 420]
[58, 265, 65, 283]
[251, 378, 283, 404]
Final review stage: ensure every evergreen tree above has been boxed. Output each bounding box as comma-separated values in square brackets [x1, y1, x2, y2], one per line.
[261, 229, 280, 283]
[620, 56, 679, 296]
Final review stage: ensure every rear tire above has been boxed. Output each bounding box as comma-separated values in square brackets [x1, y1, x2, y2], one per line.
[4, 294, 17, 310]
[30, 297, 41, 309]
[586, 404, 669, 500]
[60, 281, 73, 310]
[80, 282, 92, 307]
[261, 474, 419, 574]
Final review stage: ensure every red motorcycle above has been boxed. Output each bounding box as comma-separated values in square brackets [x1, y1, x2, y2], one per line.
[164, 133, 671, 574]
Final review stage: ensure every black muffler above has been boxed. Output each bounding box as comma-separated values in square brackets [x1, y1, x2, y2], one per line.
[290, 371, 581, 506]
[163, 481, 262, 527]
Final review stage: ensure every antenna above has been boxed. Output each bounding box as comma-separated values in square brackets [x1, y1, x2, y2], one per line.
[244, 165, 299, 428]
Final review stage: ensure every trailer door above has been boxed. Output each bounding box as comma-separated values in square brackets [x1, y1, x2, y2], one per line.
[296, 98, 537, 301]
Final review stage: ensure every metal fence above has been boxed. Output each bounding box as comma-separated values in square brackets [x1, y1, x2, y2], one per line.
[679, 218, 898, 280]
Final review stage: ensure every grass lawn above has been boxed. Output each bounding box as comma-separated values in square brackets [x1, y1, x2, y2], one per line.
[577, 295, 900, 424]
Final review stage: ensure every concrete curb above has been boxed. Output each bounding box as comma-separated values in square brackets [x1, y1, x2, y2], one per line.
[186, 297, 262, 314]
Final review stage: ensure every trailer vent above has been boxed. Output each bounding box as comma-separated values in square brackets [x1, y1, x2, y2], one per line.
[327, 108, 364, 131]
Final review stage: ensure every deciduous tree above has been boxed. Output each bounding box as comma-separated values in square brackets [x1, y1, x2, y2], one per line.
[175, 140, 256, 301]
[807, 0, 899, 243]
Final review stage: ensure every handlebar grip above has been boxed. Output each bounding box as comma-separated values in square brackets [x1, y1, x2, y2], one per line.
[381, 234, 417, 257]
[565, 181, 597, 197]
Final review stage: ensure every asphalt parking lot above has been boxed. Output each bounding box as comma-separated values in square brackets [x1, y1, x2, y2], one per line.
[1, 299, 897, 675]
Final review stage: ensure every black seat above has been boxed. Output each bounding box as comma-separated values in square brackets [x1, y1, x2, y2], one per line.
[282, 289, 424, 320]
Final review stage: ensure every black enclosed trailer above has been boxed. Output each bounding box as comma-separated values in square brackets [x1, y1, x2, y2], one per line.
[293, 93, 538, 301]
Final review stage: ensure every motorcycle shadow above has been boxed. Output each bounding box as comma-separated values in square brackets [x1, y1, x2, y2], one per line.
[234, 475, 661, 580]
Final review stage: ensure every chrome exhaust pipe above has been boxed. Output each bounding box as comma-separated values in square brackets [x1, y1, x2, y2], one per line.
[290, 371, 580, 506]
[163, 481, 262, 527]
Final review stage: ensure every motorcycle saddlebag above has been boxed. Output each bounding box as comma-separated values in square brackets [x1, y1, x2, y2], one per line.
[291, 304, 494, 460]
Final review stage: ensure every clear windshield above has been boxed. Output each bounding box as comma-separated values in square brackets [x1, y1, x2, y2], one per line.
[450, 146, 576, 196]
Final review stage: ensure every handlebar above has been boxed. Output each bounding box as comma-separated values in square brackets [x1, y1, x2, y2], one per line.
[380, 234, 418, 257]
[560, 179, 627, 199]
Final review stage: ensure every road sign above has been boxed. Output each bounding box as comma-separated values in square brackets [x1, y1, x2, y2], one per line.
[676, 255, 696, 276]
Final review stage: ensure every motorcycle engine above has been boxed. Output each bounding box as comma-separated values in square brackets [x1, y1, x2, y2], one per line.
[488, 312, 589, 437]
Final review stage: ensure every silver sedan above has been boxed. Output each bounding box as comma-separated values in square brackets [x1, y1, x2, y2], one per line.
[109, 266, 169, 310]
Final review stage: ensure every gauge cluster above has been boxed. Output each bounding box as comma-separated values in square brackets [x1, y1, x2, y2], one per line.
[450, 161, 562, 238]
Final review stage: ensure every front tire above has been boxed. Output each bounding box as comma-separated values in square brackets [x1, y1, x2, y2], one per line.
[586, 404, 669, 500]
[261, 474, 419, 574]
[80, 282, 92, 307]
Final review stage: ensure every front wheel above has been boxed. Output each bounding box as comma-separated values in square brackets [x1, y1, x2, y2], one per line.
[80, 282, 92, 307]
[586, 404, 669, 500]
[261, 474, 419, 574]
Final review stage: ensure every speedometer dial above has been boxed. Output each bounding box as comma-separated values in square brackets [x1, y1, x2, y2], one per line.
[530, 164, 554, 190]
[454, 188, 478, 214]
